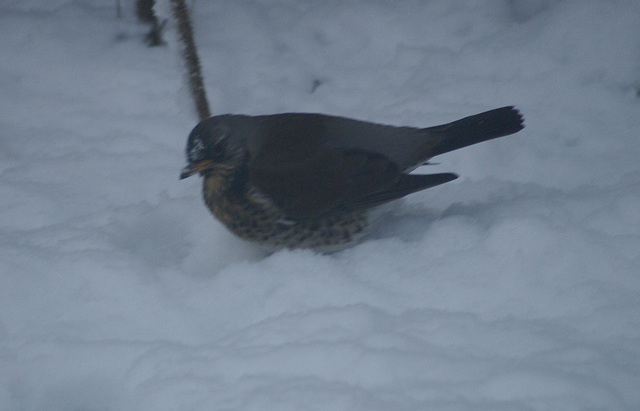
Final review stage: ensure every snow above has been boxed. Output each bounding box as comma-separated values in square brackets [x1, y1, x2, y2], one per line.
[1, 0, 640, 409]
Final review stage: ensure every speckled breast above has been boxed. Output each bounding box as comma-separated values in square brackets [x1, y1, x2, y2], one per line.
[203, 179, 369, 251]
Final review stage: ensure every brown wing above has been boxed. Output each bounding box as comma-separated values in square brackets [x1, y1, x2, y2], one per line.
[245, 113, 460, 220]
[344, 172, 458, 212]
[249, 148, 400, 219]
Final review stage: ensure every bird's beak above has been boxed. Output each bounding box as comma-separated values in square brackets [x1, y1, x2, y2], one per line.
[180, 160, 211, 180]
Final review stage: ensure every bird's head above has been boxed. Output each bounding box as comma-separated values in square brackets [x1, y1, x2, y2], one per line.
[180, 116, 247, 180]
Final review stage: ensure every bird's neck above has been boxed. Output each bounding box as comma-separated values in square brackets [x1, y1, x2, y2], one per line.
[201, 159, 248, 199]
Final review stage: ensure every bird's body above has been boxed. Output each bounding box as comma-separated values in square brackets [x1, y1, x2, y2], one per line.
[181, 107, 524, 251]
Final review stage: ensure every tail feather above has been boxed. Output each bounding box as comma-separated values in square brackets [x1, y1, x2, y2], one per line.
[425, 106, 524, 158]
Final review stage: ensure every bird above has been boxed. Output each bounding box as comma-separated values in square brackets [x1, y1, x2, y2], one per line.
[180, 106, 524, 251]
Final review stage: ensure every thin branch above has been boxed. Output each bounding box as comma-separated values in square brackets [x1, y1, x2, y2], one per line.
[170, 0, 211, 120]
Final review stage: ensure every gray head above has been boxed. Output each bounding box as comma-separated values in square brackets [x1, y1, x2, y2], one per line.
[180, 115, 249, 179]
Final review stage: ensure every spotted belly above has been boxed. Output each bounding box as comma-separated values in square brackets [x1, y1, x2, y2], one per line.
[203, 180, 369, 251]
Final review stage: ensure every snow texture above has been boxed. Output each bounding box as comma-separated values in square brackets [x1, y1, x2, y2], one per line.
[1, 0, 640, 410]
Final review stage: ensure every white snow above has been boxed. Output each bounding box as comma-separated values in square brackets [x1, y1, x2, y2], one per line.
[2, 0, 640, 410]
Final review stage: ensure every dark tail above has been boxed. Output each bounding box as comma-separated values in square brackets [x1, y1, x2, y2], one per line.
[425, 106, 524, 157]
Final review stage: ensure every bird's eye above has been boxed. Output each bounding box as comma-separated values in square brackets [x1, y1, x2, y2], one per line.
[207, 124, 230, 158]
[208, 140, 225, 158]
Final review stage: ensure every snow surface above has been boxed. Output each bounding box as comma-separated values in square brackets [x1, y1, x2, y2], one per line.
[1, 0, 640, 410]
